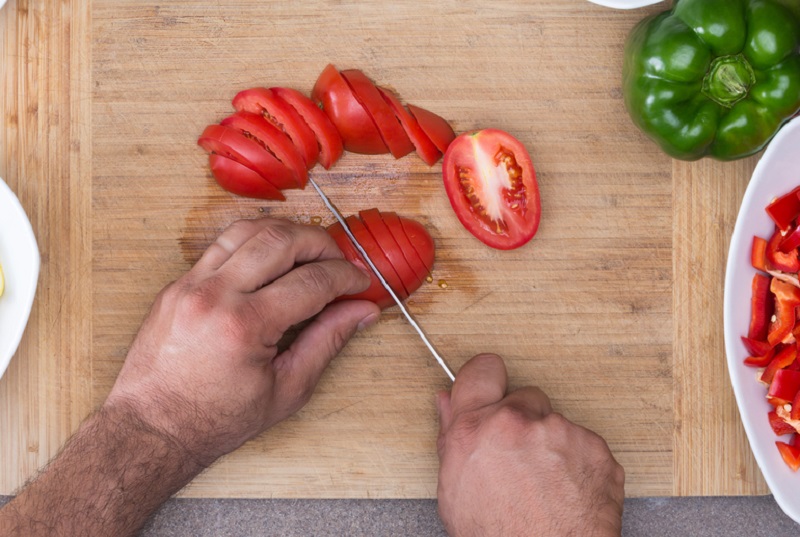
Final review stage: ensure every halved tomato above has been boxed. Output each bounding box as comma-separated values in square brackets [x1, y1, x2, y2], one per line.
[359, 208, 421, 293]
[311, 64, 388, 155]
[232, 87, 319, 169]
[378, 87, 441, 166]
[270, 86, 344, 169]
[407, 104, 456, 154]
[198, 125, 296, 191]
[381, 211, 432, 284]
[340, 69, 414, 159]
[220, 112, 305, 189]
[207, 154, 285, 201]
[442, 129, 540, 250]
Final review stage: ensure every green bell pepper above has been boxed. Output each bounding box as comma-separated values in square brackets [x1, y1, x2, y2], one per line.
[623, 0, 800, 161]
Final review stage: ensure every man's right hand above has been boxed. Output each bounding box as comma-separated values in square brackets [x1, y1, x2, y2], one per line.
[436, 354, 625, 537]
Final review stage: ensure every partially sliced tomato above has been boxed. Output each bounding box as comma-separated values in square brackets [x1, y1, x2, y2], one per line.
[198, 125, 296, 191]
[399, 217, 435, 273]
[359, 208, 420, 293]
[220, 112, 305, 189]
[312, 64, 388, 155]
[270, 86, 344, 169]
[207, 154, 285, 201]
[381, 211, 432, 284]
[232, 87, 319, 169]
[407, 104, 456, 154]
[346, 215, 408, 301]
[340, 69, 414, 159]
[442, 129, 540, 250]
[378, 87, 441, 166]
[326, 221, 390, 307]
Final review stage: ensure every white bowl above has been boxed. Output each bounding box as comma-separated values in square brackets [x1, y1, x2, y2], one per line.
[586, 0, 663, 8]
[724, 118, 800, 524]
[0, 178, 40, 382]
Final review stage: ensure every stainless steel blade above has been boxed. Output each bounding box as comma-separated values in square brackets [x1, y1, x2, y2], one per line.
[309, 177, 456, 382]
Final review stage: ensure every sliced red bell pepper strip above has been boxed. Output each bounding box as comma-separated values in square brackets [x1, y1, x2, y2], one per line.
[741, 336, 773, 357]
[793, 433, 800, 448]
[766, 227, 800, 273]
[767, 368, 800, 405]
[766, 186, 800, 231]
[752, 236, 768, 272]
[767, 278, 800, 346]
[770, 410, 797, 436]
[780, 224, 800, 253]
[792, 391, 800, 421]
[744, 346, 775, 368]
[749, 274, 773, 341]
[776, 440, 800, 471]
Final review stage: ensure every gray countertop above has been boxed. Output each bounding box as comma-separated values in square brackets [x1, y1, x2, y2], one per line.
[2, 495, 799, 535]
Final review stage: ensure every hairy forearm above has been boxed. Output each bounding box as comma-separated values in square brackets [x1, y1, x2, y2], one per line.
[0, 403, 206, 537]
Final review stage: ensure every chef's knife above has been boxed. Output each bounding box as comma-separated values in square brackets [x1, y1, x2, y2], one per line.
[309, 177, 456, 382]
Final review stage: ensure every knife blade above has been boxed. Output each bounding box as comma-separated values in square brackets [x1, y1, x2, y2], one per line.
[308, 177, 456, 382]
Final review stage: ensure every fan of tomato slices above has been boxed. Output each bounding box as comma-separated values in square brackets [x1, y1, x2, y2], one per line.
[744, 185, 800, 472]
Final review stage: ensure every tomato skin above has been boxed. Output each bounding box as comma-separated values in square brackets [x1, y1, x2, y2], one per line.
[232, 87, 319, 169]
[270, 86, 344, 170]
[359, 208, 421, 293]
[381, 211, 432, 284]
[340, 69, 414, 159]
[442, 129, 541, 250]
[207, 154, 285, 201]
[407, 104, 456, 154]
[311, 64, 388, 155]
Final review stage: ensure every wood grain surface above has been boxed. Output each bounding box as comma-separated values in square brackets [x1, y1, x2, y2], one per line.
[0, 0, 769, 498]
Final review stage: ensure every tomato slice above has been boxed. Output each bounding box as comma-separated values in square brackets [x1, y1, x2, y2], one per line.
[442, 129, 541, 250]
[327, 221, 392, 307]
[270, 86, 344, 170]
[359, 208, 420, 293]
[378, 87, 441, 166]
[340, 69, 414, 159]
[207, 154, 285, 201]
[399, 217, 435, 274]
[198, 125, 296, 191]
[407, 104, 456, 154]
[220, 112, 305, 189]
[381, 211, 432, 284]
[311, 64, 388, 155]
[232, 87, 319, 169]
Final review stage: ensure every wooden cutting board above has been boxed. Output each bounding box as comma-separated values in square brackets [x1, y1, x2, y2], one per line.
[0, 0, 769, 498]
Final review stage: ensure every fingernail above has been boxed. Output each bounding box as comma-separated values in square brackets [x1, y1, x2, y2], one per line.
[357, 312, 380, 332]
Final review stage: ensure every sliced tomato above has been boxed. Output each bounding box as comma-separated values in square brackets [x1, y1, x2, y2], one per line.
[270, 86, 344, 169]
[378, 87, 441, 166]
[198, 125, 296, 191]
[442, 129, 540, 250]
[407, 104, 456, 154]
[326, 221, 391, 307]
[776, 440, 800, 471]
[312, 64, 388, 155]
[207, 154, 285, 201]
[340, 69, 414, 159]
[220, 112, 305, 189]
[381, 211, 432, 284]
[399, 217, 435, 273]
[232, 87, 319, 169]
[359, 208, 420, 293]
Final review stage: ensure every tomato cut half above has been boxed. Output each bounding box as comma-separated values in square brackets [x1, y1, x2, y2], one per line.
[407, 104, 456, 154]
[442, 129, 541, 250]
[220, 112, 305, 189]
[198, 124, 296, 191]
[312, 64, 388, 155]
[378, 87, 441, 166]
[381, 211, 432, 284]
[232, 87, 319, 169]
[270, 86, 344, 170]
[359, 208, 420, 293]
[340, 69, 414, 159]
[207, 154, 285, 201]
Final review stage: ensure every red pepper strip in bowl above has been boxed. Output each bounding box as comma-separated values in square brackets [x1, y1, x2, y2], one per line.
[776, 439, 800, 472]
[766, 227, 800, 273]
[767, 369, 800, 406]
[770, 411, 797, 436]
[767, 278, 800, 346]
[767, 186, 800, 231]
[749, 274, 773, 341]
[752, 236, 768, 272]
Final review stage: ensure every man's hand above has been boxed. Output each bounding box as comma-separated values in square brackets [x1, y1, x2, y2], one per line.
[436, 354, 625, 537]
[106, 218, 381, 465]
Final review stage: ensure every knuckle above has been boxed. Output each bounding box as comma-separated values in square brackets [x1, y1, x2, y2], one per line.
[254, 222, 295, 252]
[491, 404, 532, 432]
[299, 263, 337, 296]
[179, 280, 220, 318]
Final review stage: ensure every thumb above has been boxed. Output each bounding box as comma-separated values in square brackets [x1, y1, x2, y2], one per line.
[449, 353, 508, 416]
[273, 300, 380, 410]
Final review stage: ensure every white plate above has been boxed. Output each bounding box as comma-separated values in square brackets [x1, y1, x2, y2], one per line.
[0, 178, 40, 382]
[586, 0, 663, 8]
[724, 118, 800, 524]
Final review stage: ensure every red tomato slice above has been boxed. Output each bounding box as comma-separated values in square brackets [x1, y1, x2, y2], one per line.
[407, 104, 456, 154]
[270, 86, 344, 170]
[327, 221, 391, 308]
[359, 208, 420, 293]
[232, 87, 319, 169]
[399, 217, 435, 274]
[198, 125, 296, 191]
[381, 211, 432, 284]
[311, 64, 388, 155]
[220, 112, 304, 189]
[378, 87, 441, 166]
[346, 215, 409, 301]
[442, 129, 541, 250]
[340, 69, 414, 159]
[207, 154, 285, 201]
